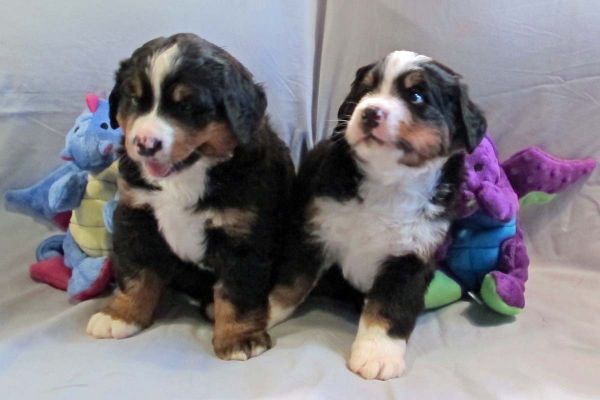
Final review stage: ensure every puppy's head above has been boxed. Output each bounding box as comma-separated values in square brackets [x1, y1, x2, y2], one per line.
[340, 51, 486, 176]
[109, 33, 266, 178]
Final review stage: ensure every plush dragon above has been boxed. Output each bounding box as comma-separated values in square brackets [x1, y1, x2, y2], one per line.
[5, 94, 122, 300]
[425, 135, 596, 315]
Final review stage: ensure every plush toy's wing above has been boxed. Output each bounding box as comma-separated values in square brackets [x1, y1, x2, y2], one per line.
[502, 147, 597, 198]
[5, 163, 80, 221]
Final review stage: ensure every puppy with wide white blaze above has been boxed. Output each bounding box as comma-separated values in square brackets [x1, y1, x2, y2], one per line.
[268, 50, 486, 380]
[86, 33, 294, 362]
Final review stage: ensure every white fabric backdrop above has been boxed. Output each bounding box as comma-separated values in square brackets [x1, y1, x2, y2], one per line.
[1, 1, 599, 399]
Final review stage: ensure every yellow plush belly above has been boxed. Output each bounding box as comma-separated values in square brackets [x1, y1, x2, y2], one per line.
[69, 161, 118, 257]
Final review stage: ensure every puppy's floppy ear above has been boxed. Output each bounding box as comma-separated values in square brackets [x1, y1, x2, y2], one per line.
[455, 82, 486, 153]
[108, 60, 129, 129]
[222, 63, 267, 145]
[334, 62, 376, 135]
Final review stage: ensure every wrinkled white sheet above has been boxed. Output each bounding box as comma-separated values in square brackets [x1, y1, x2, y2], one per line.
[1, 1, 599, 399]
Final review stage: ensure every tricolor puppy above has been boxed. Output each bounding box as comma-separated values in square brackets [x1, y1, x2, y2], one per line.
[268, 51, 486, 379]
[86, 33, 294, 361]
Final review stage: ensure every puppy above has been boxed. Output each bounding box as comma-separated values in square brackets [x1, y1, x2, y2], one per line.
[86, 33, 294, 361]
[268, 51, 486, 379]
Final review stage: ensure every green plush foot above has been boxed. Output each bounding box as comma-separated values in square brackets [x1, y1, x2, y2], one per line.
[480, 274, 523, 316]
[424, 271, 462, 310]
[519, 191, 556, 208]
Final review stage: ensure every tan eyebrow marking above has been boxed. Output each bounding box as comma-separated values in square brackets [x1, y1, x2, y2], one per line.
[172, 83, 192, 102]
[404, 70, 425, 88]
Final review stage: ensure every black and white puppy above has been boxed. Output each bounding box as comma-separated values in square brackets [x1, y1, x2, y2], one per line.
[268, 51, 486, 379]
[86, 33, 294, 361]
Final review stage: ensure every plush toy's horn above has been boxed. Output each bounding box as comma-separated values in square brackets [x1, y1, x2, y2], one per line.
[502, 147, 597, 198]
[86, 93, 100, 113]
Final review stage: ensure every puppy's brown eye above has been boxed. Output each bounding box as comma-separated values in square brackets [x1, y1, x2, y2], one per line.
[178, 101, 194, 113]
[123, 83, 141, 107]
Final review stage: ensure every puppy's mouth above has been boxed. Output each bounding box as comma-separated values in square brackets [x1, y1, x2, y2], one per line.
[142, 148, 201, 178]
[350, 130, 387, 147]
[355, 130, 410, 152]
[363, 131, 386, 145]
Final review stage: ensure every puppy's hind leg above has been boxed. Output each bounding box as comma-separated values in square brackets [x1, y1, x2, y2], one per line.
[268, 239, 327, 329]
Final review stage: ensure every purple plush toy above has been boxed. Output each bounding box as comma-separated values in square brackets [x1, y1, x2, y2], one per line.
[425, 135, 596, 315]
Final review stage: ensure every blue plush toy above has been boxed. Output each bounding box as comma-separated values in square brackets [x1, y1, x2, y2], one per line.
[5, 159, 78, 229]
[6, 94, 122, 300]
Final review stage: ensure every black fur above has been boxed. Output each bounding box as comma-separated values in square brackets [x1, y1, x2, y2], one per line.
[109, 33, 267, 147]
[270, 53, 486, 359]
[334, 62, 377, 135]
[116, 146, 160, 191]
[333, 58, 486, 156]
[115, 126, 293, 308]
[110, 34, 294, 332]
[270, 134, 363, 293]
[419, 61, 487, 153]
[368, 254, 434, 338]
[431, 152, 466, 213]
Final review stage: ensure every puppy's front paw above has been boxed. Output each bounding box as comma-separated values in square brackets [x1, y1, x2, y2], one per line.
[348, 334, 407, 380]
[213, 330, 272, 361]
[86, 312, 142, 339]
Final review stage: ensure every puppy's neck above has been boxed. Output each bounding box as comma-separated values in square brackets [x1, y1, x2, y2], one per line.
[144, 158, 216, 205]
[358, 155, 448, 188]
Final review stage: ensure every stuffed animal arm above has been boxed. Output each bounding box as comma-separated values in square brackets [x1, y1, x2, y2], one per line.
[47, 170, 89, 213]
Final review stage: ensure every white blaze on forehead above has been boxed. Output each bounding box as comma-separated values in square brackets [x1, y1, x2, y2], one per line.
[128, 44, 181, 155]
[380, 50, 431, 95]
[148, 44, 181, 110]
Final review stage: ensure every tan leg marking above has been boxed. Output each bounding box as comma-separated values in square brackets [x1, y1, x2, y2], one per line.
[204, 208, 257, 237]
[268, 277, 313, 328]
[87, 269, 164, 339]
[212, 284, 271, 361]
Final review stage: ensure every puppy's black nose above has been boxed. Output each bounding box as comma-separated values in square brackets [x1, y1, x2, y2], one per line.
[361, 107, 385, 130]
[135, 137, 163, 157]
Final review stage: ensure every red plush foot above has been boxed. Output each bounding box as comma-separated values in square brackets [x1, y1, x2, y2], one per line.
[72, 259, 113, 301]
[30, 256, 71, 291]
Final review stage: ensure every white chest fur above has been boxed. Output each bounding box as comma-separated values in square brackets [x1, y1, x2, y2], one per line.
[130, 160, 215, 264]
[311, 159, 450, 293]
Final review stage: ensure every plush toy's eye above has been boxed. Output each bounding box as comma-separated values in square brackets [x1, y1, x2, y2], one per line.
[74, 126, 79, 132]
[409, 90, 425, 105]
[474, 163, 483, 172]
[100, 123, 109, 130]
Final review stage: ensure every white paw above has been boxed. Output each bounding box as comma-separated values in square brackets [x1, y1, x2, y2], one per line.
[213, 331, 272, 361]
[86, 312, 142, 339]
[348, 326, 407, 380]
[225, 343, 269, 361]
[228, 349, 250, 361]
